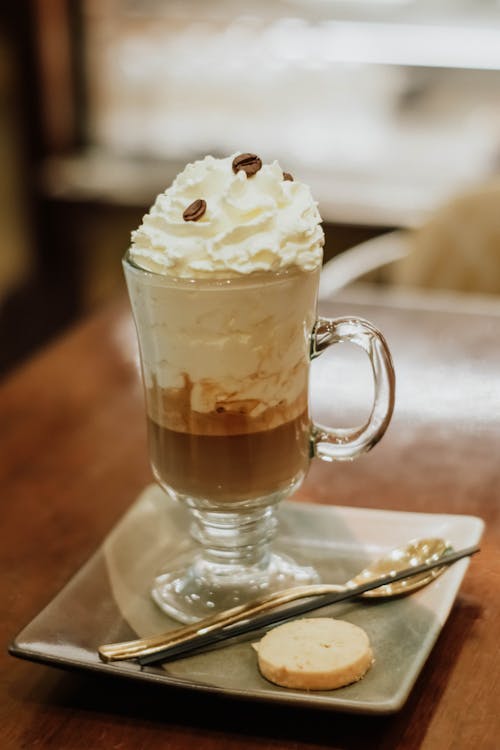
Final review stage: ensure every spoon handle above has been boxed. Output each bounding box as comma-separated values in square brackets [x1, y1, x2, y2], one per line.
[99, 544, 479, 665]
[99, 582, 344, 662]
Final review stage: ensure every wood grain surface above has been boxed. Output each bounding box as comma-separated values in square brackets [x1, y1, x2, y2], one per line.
[1, 289, 499, 750]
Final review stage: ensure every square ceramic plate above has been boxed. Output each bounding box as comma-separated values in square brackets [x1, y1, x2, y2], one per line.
[10, 485, 483, 714]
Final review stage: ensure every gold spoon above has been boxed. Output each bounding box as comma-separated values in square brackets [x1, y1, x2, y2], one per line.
[99, 537, 451, 663]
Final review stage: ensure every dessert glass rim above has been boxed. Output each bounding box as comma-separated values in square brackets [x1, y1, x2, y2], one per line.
[123, 249, 320, 290]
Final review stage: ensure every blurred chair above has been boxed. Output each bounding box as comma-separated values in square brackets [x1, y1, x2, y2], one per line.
[320, 178, 500, 299]
[388, 179, 500, 295]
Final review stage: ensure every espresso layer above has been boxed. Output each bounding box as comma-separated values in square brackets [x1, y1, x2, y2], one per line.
[146, 378, 308, 435]
[148, 411, 310, 502]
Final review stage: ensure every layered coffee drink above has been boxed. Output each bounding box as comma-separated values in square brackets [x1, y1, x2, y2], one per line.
[125, 154, 324, 506]
[124, 152, 394, 622]
[143, 268, 318, 503]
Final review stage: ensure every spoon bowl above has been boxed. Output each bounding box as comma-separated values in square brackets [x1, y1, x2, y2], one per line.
[351, 537, 451, 597]
[99, 537, 451, 663]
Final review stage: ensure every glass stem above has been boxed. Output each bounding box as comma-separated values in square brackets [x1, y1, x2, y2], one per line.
[187, 504, 279, 571]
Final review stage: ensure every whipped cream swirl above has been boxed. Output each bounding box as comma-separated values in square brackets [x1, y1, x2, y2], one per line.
[129, 154, 324, 277]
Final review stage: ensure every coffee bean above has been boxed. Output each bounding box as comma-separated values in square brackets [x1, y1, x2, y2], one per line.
[183, 199, 206, 222]
[232, 153, 262, 177]
[283, 172, 294, 181]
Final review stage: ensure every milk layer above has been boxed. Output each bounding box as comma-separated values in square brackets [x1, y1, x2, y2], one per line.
[125, 266, 319, 434]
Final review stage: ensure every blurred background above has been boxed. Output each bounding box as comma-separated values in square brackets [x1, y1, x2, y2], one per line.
[1, 0, 500, 375]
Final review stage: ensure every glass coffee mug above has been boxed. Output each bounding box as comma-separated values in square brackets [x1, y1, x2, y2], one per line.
[124, 254, 395, 623]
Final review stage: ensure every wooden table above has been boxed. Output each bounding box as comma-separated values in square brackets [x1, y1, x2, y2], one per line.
[2, 286, 499, 750]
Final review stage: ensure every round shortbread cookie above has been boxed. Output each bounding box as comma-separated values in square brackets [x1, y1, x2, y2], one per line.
[253, 618, 373, 690]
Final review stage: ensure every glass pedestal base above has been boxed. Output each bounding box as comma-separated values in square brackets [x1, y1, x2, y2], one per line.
[151, 551, 319, 624]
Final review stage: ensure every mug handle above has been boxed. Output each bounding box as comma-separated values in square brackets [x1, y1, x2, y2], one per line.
[310, 316, 396, 461]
